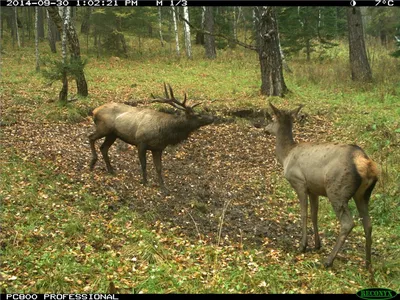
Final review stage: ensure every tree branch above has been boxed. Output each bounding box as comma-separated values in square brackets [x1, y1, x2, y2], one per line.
[179, 14, 258, 51]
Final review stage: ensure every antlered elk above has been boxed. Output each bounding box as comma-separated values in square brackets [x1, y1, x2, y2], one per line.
[88, 83, 214, 193]
[264, 103, 379, 269]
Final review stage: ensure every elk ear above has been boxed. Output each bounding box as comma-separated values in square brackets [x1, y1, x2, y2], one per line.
[290, 104, 304, 119]
[269, 102, 281, 117]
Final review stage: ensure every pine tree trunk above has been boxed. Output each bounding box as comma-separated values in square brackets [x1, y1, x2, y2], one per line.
[171, 7, 180, 57]
[306, 38, 311, 61]
[47, 10, 57, 53]
[195, 7, 205, 45]
[37, 8, 45, 40]
[204, 6, 216, 59]
[183, 7, 192, 59]
[35, 7, 40, 72]
[258, 6, 288, 96]
[347, 7, 372, 82]
[80, 7, 92, 34]
[0, 12, 2, 40]
[47, 7, 88, 97]
[0, 11, 3, 40]
[21, 9, 25, 46]
[14, 8, 21, 48]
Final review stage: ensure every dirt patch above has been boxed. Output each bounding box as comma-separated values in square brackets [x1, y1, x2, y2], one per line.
[1, 107, 333, 251]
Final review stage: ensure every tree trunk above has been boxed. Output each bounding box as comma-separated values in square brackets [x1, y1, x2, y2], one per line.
[204, 6, 216, 59]
[47, 10, 57, 53]
[379, 30, 387, 47]
[253, 7, 261, 50]
[115, 16, 127, 56]
[80, 7, 92, 34]
[183, 6, 192, 59]
[195, 6, 205, 45]
[60, 7, 68, 103]
[21, 9, 25, 46]
[47, 7, 88, 96]
[231, 6, 238, 48]
[347, 7, 372, 82]
[14, 8, 21, 48]
[0, 11, 2, 40]
[171, 7, 180, 57]
[37, 8, 45, 40]
[258, 7, 288, 96]
[27, 7, 32, 40]
[35, 7, 40, 72]
[158, 7, 164, 47]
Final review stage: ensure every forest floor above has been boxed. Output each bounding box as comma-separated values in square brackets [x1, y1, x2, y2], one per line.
[1, 42, 399, 294]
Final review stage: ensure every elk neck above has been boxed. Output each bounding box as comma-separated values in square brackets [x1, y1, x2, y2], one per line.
[275, 122, 297, 165]
[159, 115, 199, 145]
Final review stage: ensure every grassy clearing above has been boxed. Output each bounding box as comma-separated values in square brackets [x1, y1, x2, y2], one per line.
[1, 36, 399, 294]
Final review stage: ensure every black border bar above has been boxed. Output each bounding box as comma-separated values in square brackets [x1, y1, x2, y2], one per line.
[0, 0, 395, 6]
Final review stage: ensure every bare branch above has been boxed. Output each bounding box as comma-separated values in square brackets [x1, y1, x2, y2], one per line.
[179, 14, 258, 52]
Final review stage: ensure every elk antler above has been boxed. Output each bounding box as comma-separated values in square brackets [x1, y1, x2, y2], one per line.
[151, 83, 202, 113]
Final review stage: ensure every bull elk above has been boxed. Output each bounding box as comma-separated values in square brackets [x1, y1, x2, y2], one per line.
[88, 83, 214, 193]
[264, 103, 379, 269]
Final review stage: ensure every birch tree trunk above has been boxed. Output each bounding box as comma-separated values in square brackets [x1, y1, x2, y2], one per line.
[347, 7, 372, 82]
[59, 7, 68, 103]
[47, 7, 88, 96]
[183, 7, 192, 59]
[171, 7, 180, 57]
[14, 8, 21, 48]
[158, 7, 164, 47]
[35, 7, 40, 71]
[253, 6, 261, 50]
[233, 7, 237, 41]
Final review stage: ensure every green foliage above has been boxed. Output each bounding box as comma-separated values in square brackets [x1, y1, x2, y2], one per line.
[41, 56, 87, 83]
[277, 7, 343, 59]
[365, 7, 400, 43]
[391, 39, 400, 58]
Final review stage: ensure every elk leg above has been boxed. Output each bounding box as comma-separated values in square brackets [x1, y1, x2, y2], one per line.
[89, 131, 105, 171]
[293, 187, 309, 253]
[354, 194, 372, 270]
[138, 144, 148, 185]
[151, 150, 168, 194]
[100, 134, 117, 174]
[309, 193, 321, 250]
[151, 150, 164, 187]
[324, 202, 354, 268]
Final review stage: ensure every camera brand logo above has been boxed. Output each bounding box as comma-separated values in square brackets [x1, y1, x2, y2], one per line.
[356, 288, 398, 300]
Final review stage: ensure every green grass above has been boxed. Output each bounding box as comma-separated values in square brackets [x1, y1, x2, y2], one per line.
[1, 35, 399, 294]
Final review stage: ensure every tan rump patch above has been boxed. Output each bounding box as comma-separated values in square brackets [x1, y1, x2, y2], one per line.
[353, 151, 380, 180]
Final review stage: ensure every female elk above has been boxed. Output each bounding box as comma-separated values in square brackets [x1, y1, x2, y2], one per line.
[265, 103, 379, 269]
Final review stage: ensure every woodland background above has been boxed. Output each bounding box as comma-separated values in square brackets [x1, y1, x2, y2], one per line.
[0, 6, 399, 294]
